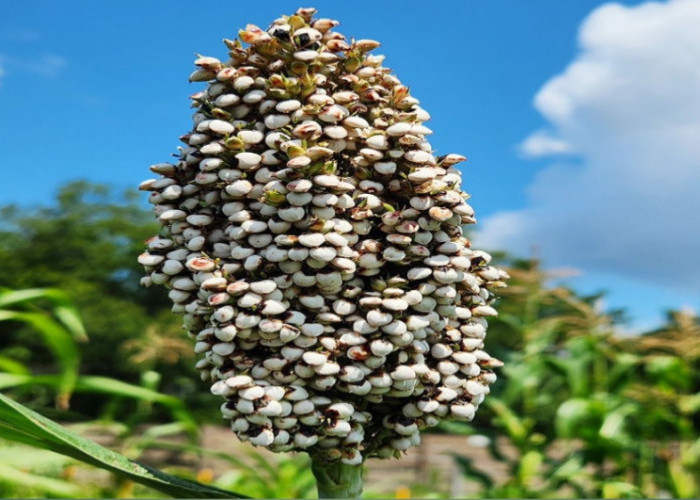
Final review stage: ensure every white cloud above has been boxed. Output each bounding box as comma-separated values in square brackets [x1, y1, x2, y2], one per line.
[477, 0, 700, 292]
[22, 54, 67, 77]
[519, 130, 571, 157]
[0, 53, 67, 85]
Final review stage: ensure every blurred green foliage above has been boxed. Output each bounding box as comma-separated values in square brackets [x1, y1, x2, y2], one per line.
[447, 259, 700, 498]
[0, 288, 86, 408]
[0, 181, 698, 498]
[0, 182, 206, 420]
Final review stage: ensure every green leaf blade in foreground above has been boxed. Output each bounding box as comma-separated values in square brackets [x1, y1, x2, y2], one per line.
[0, 392, 246, 499]
[0, 373, 198, 436]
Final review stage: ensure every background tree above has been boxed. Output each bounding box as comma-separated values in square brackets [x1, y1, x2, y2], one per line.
[0, 182, 199, 419]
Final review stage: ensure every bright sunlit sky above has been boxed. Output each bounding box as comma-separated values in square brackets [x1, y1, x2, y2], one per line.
[1, 0, 698, 331]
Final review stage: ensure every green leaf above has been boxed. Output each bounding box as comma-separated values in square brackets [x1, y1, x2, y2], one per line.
[556, 398, 595, 438]
[550, 453, 585, 481]
[0, 374, 198, 436]
[0, 288, 88, 341]
[0, 392, 246, 498]
[486, 397, 528, 444]
[607, 352, 639, 390]
[517, 450, 543, 486]
[646, 355, 691, 389]
[679, 393, 700, 415]
[0, 444, 75, 470]
[0, 355, 30, 375]
[452, 454, 494, 489]
[599, 404, 637, 440]
[0, 462, 84, 498]
[667, 459, 697, 498]
[0, 288, 62, 308]
[0, 373, 34, 389]
[0, 310, 80, 407]
[133, 440, 316, 499]
[435, 420, 473, 435]
[53, 304, 88, 342]
[602, 480, 641, 498]
[553, 353, 591, 397]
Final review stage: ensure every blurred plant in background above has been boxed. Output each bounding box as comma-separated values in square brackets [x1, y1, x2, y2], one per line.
[0, 182, 697, 498]
[0, 182, 211, 419]
[0, 287, 87, 409]
[448, 259, 700, 498]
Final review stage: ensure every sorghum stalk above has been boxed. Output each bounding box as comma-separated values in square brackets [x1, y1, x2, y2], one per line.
[138, 6, 507, 496]
[311, 456, 363, 498]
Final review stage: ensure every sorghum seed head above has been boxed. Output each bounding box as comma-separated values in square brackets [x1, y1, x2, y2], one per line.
[140, 7, 506, 463]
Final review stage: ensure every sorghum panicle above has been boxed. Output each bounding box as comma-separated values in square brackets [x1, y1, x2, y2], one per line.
[139, 7, 508, 465]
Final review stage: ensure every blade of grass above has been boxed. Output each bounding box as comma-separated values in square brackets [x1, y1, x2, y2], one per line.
[486, 397, 528, 445]
[52, 304, 88, 342]
[0, 392, 246, 498]
[0, 374, 198, 436]
[0, 310, 80, 408]
[0, 355, 30, 375]
[0, 288, 88, 341]
[0, 462, 84, 498]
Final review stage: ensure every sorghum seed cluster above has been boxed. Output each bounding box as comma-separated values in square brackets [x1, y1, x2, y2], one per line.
[139, 7, 508, 464]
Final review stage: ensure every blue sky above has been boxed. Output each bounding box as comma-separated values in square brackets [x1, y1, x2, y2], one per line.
[1, 0, 697, 331]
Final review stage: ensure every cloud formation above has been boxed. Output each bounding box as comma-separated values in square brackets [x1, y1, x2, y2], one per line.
[0, 53, 67, 85]
[477, 0, 700, 291]
[21, 54, 67, 77]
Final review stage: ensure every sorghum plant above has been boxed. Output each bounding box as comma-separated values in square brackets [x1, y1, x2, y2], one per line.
[138, 7, 507, 497]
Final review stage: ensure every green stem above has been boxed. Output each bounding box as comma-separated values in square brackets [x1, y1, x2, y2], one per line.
[311, 455, 364, 498]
